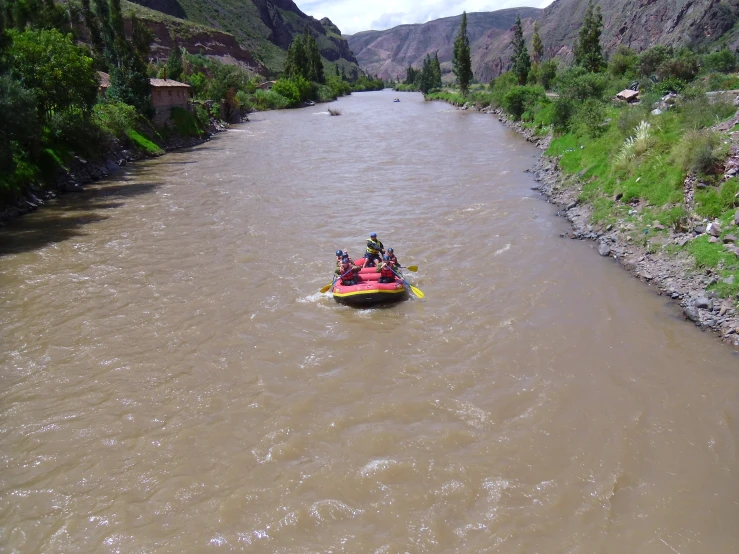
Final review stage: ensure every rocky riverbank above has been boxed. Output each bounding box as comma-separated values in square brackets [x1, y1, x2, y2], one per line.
[0, 119, 230, 227]
[462, 101, 739, 348]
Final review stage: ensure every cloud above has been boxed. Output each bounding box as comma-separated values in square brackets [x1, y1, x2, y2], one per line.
[297, 0, 554, 35]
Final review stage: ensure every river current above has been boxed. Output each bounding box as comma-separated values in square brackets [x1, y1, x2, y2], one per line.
[1, 90, 739, 553]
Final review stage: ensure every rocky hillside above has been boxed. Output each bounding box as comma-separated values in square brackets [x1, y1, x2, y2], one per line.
[128, 0, 360, 75]
[350, 0, 739, 82]
[347, 9, 541, 81]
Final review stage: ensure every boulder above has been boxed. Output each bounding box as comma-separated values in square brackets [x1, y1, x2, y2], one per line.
[723, 235, 737, 244]
[598, 242, 611, 257]
[695, 225, 707, 235]
[707, 221, 722, 237]
[651, 108, 663, 115]
[684, 306, 700, 322]
[709, 236, 720, 243]
[695, 297, 713, 310]
[724, 275, 736, 285]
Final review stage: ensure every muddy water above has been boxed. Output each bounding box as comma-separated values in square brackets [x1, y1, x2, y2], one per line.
[1, 90, 739, 553]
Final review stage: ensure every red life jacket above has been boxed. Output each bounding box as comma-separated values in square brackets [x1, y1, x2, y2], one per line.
[380, 265, 395, 279]
[340, 262, 355, 281]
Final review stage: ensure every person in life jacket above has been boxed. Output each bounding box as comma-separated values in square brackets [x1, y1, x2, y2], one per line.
[339, 254, 359, 285]
[386, 247, 399, 269]
[376, 255, 396, 283]
[363, 232, 384, 268]
[334, 249, 349, 274]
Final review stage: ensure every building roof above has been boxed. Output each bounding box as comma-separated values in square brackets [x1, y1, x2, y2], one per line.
[616, 89, 639, 100]
[149, 78, 191, 88]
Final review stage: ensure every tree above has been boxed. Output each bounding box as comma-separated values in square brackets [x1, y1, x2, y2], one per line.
[166, 40, 183, 81]
[131, 14, 154, 61]
[510, 15, 530, 85]
[6, 28, 98, 120]
[574, 0, 604, 72]
[531, 21, 544, 63]
[304, 31, 324, 83]
[453, 11, 472, 95]
[432, 52, 442, 89]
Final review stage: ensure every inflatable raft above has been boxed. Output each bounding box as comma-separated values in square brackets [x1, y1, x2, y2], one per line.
[332, 259, 408, 306]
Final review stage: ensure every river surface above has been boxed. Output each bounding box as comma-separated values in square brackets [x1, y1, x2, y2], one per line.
[2, 90, 739, 553]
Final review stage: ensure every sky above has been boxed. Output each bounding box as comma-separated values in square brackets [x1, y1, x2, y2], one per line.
[296, 0, 555, 35]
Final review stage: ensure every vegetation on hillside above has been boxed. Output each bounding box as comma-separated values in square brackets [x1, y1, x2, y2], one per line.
[419, 2, 739, 300]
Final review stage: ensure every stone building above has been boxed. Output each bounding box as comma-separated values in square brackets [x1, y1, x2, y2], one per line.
[97, 72, 192, 121]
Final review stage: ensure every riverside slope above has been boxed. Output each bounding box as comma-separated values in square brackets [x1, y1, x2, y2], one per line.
[459, 101, 739, 347]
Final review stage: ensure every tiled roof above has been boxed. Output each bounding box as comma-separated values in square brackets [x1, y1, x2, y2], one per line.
[149, 78, 191, 88]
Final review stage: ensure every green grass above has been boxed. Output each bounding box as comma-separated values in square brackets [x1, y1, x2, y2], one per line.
[127, 130, 164, 155]
[169, 107, 205, 137]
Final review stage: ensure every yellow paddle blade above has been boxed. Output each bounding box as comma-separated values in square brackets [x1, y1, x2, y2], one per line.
[409, 285, 424, 299]
[320, 283, 332, 293]
[405, 265, 418, 272]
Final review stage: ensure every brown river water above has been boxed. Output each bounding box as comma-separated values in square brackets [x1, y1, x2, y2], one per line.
[2, 90, 739, 553]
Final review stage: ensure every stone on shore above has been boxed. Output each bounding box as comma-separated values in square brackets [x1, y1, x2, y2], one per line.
[707, 221, 722, 237]
[694, 224, 706, 235]
[684, 306, 700, 322]
[723, 234, 737, 244]
[598, 242, 611, 257]
[695, 297, 713, 310]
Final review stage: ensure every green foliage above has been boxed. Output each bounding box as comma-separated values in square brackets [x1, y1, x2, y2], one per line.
[127, 129, 163, 155]
[272, 78, 301, 106]
[252, 89, 291, 110]
[535, 60, 557, 90]
[6, 29, 98, 119]
[572, 98, 608, 138]
[609, 45, 637, 77]
[637, 45, 672, 77]
[551, 97, 575, 132]
[702, 49, 737, 73]
[93, 100, 140, 140]
[531, 21, 544, 64]
[166, 43, 184, 81]
[693, 178, 739, 219]
[0, 74, 37, 190]
[169, 106, 206, 137]
[678, 94, 735, 130]
[502, 85, 545, 120]
[453, 11, 472, 95]
[130, 14, 155, 60]
[555, 66, 609, 101]
[510, 15, 531, 85]
[705, 72, 739, 92]
[574, 0, 605, 72]
[674, 130, 723, 175]
[657, 49, 699, 82]
[687, 235, 733, 268]
[284, 31, 324, 84]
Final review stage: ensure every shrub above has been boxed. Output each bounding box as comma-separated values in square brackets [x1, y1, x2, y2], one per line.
[637, 45, 672, 77]
[657, 51, 699, 83]
[252, 89, 291, 110]
[94, 101, 140, 140]
[170, 107, 205, 137]
[572, 98, 608, 138]
[655, 76, 686, 94]
[537, 60, 558, 90]
[271, 79, 301, 106]
[617, 105, 649, 137]
[609, 45, 638, 77]
[673, 130, 722, 175]
[552, 97, 575, 132]
[501, 85, 546, 120]
[702, 49, 737, 73]
[555, 66, 609, 101]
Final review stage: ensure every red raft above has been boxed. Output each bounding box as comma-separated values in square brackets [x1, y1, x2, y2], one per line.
[332, 259, 408, 306]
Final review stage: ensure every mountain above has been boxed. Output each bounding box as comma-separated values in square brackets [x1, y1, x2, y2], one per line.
[348, 0, 739, 83]
[346, 9, 541, 81]
[127, 0, 360, 75]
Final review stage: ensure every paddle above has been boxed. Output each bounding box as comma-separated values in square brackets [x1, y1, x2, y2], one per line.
[390, 267, 424, 299]
[401, 265, 418, 272]
[320, 267, 355, 293]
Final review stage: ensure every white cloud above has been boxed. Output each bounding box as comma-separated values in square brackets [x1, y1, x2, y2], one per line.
[297, 0, 554, 35]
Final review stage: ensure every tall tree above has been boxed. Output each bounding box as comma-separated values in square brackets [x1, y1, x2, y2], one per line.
[574, 0, 604, 72]
[432, 51, 442, 89]
[452, 11, 472, 95]
[531, 21, 544, 63]
[166, 40, 183, 81]
[131, 14, 154, 62]
[510, 15, 530, 85]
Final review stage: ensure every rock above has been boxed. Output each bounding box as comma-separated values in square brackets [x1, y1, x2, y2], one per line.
[651, 108, 663, 115]
[709, 236, 720, 243]
[695, 297, 713, 310]
[652, 221, 665, 230]
[722, 234, 737, 244]
[694, 225, 706, 235]
[598, 242, 611, 257]
[735, 209, 739, 226]
[676, 236, 691, 247]
[684, 306, 700, 322]
[707, 222, 722, 237]
[724, 276, 736, 285]
[705, 318, 717, 328]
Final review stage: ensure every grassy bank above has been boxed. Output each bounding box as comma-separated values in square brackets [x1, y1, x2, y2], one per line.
[423, 48, 739, 303]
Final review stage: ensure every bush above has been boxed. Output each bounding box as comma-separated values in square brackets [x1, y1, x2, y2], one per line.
[552, 97, 575, 132]
[702, 50, 737, 73]
[252, 89, 292, 110]
[501, 85, 546, 120]
[657, 51, 699, 82]
[572, 99, 608, 138]
[170, 107, 206, 137]
[617, 104, 650, 137]
[655, 76, 686, 94]
[271, 79, 301, 106]
[637, 45, 672, 77]
[94, 101, 140, 140]
[609, 45, 638, 77]
[673, 130, 722, 175]
[555, 66, 609, 101]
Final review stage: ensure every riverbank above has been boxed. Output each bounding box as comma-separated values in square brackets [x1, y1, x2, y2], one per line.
[463, 101, 739, 347]
[0, 117, 229, 227]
